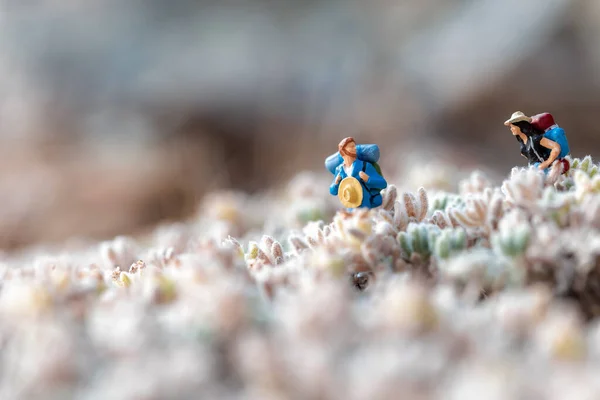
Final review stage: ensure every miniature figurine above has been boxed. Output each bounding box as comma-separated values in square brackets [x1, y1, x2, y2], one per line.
[504, 111, 571, 174]
[326, 137, 387, 209]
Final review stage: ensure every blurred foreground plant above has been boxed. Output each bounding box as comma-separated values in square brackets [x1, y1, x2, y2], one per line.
[2, 159, 600, 399]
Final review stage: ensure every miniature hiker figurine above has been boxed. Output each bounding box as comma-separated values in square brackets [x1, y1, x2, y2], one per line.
[504, 111, 571, 174]
[326, 137, 387, 209]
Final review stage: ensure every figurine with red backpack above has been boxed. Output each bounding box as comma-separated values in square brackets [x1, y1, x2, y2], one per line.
[504, 111, 571, 174]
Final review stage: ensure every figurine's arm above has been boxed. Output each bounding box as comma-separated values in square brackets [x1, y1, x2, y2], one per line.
[538, 138, 561, 169]
[330, 172, 342, 195]
[360, 163, 387, 189]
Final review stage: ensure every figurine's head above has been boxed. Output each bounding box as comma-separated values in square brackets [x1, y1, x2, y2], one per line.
[509, 123, 522, 136]
[504, 111, 531, 130]
[510, 121, 543, 138]
[338, 137, 357, 158]
[504, 111, 540, 137]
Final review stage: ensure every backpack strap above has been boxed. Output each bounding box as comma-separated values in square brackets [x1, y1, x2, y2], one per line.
[358, 161, 381, 204]
[357, 161, 370, 192]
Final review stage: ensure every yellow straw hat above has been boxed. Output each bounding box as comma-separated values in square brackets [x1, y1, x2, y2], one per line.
[504, 111, 532, 126]
[338, 177, 363, 208]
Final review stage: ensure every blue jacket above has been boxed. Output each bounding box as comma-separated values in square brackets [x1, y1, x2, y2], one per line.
[330, 159, 387, 208]
[544, 126, 570, 159]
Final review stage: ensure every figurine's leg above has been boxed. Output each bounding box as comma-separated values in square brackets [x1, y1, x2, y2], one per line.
[560, 158, 570, 174]
[531, 162, 549, 174]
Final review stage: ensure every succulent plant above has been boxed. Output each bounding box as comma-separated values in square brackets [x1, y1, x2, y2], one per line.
[428, 191, 464, 213]
[432, 228, 468, 260]
[491, 210, 531, 259]
[397, 222, 441, 260]
[448, 188, 504, 236]
[3, 152, 600, 398]
[569, 155, 599, 178]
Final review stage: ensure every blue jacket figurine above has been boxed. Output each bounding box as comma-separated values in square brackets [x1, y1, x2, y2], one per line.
[327, 137, 387, 210]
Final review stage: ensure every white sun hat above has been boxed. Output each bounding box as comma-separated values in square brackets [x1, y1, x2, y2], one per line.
[504, 111, 532, 126]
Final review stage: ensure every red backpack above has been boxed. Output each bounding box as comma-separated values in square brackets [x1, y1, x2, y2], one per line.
[530, 112, 570, 173]
[531, 112, 555, 131]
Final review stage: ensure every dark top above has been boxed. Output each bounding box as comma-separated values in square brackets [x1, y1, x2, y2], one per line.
[520, 134, 551, 164]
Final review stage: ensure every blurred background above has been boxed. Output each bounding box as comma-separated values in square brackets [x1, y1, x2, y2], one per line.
[0, 0, 598, 250]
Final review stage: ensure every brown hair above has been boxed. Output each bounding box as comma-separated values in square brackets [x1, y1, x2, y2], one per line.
[338, 137, 356, 157]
